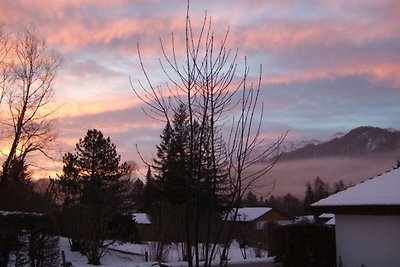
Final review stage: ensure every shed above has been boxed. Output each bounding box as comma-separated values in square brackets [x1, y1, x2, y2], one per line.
[132, 213, 153, 241]
[312, 167, 400, 267]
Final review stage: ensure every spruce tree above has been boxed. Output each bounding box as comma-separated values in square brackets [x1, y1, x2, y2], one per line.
[143, 167, 159, 213]
[153, 104, 190, 204]
[54, 129, 132, 265]
[304, 182, 314, 207]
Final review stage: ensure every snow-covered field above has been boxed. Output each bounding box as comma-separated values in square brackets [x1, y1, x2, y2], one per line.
[61, 238, 274, 267]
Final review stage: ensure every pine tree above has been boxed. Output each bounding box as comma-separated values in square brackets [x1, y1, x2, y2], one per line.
[243, 191, 259, 207]
[143, 167, 159, 213]
[304, 182, 314, 207]
[153, 104, 190, 204]
[131, 178, 145, 212]
[313, 176, 330, 201]
[54, 129, 132, 265]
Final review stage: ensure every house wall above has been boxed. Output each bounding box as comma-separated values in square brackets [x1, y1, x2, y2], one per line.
[255, 210, 292, 230]
[257, 210, 292, 222]
[336, 214, 400, 267]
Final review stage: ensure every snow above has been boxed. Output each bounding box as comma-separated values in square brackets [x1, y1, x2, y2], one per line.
[0, 210, 43, 217]
[60, 238, 274, 267]
[318, 213, 334, 219]
[133, 213, 151, 224]
[294, 215, 315, 224]
[228, 207, 272, 222]
[312, 167, 400, 207]
[325, 217, 335, 226]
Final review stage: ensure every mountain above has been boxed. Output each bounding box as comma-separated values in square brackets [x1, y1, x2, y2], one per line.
[279, 139, 321, 153]
[281, 126, 400, 160]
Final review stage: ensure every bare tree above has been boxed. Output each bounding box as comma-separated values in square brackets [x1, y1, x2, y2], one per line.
[0, 29, 61, 183]
[131, 2, 285, 267]
[0, 25, 10, 106]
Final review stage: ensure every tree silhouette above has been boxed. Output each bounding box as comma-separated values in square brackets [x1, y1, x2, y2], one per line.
[131, 2, 285, 266]
[52, 129, 133, 265]
[0, 29, 61, 183]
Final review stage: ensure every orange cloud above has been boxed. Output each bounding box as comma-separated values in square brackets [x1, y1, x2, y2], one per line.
[54, 96, 141, 118]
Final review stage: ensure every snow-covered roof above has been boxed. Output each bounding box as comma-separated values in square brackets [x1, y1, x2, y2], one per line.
[319, 213, 334, 219]
[132, 213, 151, 224]
[229, 207, 272, 222]
[0, 211, 43, 217]
[325, 217, 335, 226]
[313, 167, 400, 207]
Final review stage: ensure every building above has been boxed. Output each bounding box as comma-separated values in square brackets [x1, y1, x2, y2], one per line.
[228, 207, 293, 230]
[226, 207, 293, 247]
[132, 213, 153, 241]
[312, 167, 400, 267]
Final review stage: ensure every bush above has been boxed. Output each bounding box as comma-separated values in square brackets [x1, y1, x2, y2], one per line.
[269, 223, 335, 267]
[0, 212, 60, 267]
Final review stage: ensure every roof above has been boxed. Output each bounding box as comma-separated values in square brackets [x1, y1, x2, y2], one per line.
[312, 167, 400, 208]
[229, 207, 272, 222]
[319, 213, 335, 219]
[0, 211, 44, 217]
[325, 217, 335, 226]
[132, 213, 151, 224]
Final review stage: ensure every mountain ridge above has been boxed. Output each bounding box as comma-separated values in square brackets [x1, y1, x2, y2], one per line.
[281, 126, 400, 160]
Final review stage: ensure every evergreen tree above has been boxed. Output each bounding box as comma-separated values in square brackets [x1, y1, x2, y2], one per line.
[131, 178, 145, 212]
[153, 104, 228, 210]
[333, 179, 347, 193]
[313, 176, 330, 201]
[153, 104, 190, 204]
[243, 191, 259, 207]
[143, 167, 159, 213]
[54, 129, 133, 265]
[303, 182, 314, 208]
[304, 177, 331, 208]
[282, 193, 303, 216]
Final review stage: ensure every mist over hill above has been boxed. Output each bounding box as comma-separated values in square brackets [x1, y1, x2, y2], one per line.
[258, 126, 400, 197]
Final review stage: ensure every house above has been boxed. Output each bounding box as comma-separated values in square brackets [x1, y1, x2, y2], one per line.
[226, 207, 293, 247]
[132, 213, 153, 241]
[132, 213, 151, 225]
[312, 167, 400, 267]
[228, 207, 293, 230]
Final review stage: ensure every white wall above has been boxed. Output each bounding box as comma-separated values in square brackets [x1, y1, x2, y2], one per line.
[335, 214, 400, 267]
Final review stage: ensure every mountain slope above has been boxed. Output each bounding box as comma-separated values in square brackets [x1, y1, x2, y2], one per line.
[281, 126, 400, 160]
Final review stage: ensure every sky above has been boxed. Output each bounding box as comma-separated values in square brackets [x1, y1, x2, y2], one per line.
[1, 0, 399, 179]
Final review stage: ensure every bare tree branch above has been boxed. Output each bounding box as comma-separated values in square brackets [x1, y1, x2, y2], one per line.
[0, 29, 61, 183]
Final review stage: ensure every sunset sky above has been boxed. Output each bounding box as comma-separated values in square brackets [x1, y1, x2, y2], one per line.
[1, 0, 399, 178]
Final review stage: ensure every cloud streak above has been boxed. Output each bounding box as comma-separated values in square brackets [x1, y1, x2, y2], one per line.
[1, 0, 399, 182]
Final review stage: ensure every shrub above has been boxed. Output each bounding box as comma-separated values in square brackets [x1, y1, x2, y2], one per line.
[269, 223, 335, 267]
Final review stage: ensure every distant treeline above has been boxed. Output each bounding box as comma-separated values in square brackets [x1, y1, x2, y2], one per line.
[240, 177, 350, 216]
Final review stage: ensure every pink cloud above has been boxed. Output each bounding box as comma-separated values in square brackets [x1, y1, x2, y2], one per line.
[238, 18, 398, 53]
[261, 63, 400, 89]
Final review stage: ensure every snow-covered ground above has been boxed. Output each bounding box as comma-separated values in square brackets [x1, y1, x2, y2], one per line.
[61, 238, 274, 267]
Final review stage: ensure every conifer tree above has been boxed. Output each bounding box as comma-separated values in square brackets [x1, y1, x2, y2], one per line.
[132, 3, 285, 265]
[153, 104, 190, 204]
[143, 167, 158, 213]
[304, 182, 314, 208]
[53, 129, 132, 265]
